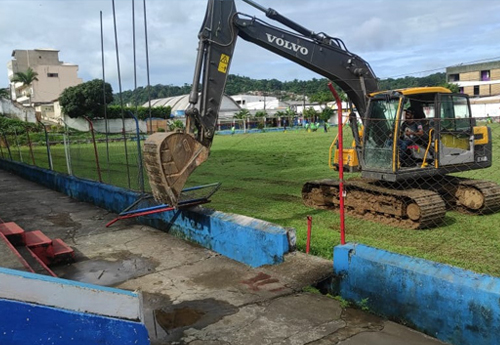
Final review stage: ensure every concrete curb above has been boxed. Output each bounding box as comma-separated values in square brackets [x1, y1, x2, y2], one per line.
[333, 243, 500, 345]
[0, 267, 149, 345]
[0, 159, 295, 267]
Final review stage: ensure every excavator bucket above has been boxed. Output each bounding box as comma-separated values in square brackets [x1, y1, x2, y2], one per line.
[143, 132, 210, 207]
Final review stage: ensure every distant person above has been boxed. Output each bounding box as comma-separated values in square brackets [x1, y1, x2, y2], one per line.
[323, 122, 328, 132]
[231, 126, 235, 135]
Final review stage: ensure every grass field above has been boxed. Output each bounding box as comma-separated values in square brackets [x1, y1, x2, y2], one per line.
[4, 126, 500, 277]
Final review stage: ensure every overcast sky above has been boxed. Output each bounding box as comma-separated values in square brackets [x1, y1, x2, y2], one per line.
[2, 0, 500, 93]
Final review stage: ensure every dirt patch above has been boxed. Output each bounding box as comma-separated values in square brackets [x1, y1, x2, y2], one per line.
[268, 193, 301, 202]
[241, 177, 298, 187]
[144, 297, 238, 345]
[45, 213, 80, 228]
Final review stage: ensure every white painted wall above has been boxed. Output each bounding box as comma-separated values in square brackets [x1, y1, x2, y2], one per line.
[0, 267, 143, 322]
[62, 115, 148, 133]
[0, 99, 37, 123]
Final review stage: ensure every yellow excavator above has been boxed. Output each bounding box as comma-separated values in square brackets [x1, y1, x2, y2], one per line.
[144, 0, 500, 229]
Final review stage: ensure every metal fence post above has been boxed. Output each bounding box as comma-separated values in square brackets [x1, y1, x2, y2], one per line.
[13, 129, 23, 162]
[83, 116, 102, 183]
[62, 123, 73, 176]
[26, 128, 36, 165]
[127, 111, 145, 194]
[2, 132, 13, 161]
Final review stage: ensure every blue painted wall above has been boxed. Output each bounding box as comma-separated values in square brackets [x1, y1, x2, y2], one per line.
[0, 299, 149, 345]
[0, 159, 294, 267]
[333, 243, 500, 345]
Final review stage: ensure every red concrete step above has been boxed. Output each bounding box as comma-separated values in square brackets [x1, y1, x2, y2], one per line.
[52, 238, 75, 264]
[0, 232, 32, 273]
[25, 230, 54, 266]
[0, 222, 26, 246]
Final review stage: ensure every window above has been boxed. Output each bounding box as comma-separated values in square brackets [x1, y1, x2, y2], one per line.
[481, 70, 490, 81]
[440, 94, 471, 132]
[448, 74, 459, 82]
[47, 73, 58, 78]
[473, 85, 480, 96]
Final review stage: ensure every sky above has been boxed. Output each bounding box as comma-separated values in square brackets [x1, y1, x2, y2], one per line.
[2, 0, 500, 93]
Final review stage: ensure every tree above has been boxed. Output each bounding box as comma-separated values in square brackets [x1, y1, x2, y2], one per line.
[59, 79, 113, 119]
[11, 67, 39, 105]
[303, 107, 318, 122]
[319, 107, 334, 122]
[234, 108, 250, 119]
[254, 110, 268, 118]
[0, 88, 9, 99]
[440, 82, 460, 93]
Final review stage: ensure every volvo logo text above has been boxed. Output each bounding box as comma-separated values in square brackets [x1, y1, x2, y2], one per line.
[266, 34, 308, 55]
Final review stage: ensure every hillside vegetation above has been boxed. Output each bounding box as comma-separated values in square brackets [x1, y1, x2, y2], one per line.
[113, 72, 453, 106]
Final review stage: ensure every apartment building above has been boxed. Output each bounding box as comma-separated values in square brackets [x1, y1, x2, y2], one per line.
[446, 60, 500, 97]
[7, 49, 82, 106]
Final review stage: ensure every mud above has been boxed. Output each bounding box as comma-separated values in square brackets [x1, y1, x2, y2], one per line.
[53, 253, 157, 286]
[141, 293, 238, 345]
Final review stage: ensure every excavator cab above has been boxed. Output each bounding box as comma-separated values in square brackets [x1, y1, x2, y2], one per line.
[356, 87, 492, 182]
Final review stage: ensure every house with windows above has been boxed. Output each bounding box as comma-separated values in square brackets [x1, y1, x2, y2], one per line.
[7, 49, 82, 123]
[446, 60, 500, 97]
[446, 60, 500, 118]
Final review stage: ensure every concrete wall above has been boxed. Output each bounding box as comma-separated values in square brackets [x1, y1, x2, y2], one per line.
[62, 115, 148, 133]
[0, 159, 294, 267]
[333, 243, 500, 345]
[0, 267, 149, 345]
[0, 99, 37, 123]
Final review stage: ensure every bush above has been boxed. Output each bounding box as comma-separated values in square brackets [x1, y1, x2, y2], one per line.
[106, 105, 171, 121]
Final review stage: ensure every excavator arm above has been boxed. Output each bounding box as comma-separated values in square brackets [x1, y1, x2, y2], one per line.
[144, 0, 379, 206]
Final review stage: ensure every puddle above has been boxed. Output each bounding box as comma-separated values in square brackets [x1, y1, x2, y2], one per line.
[53, 255, 157, 286]
[142, 293, 238, 345]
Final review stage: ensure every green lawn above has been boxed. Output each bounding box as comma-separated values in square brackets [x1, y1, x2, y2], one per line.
[4, 126, 500, 276]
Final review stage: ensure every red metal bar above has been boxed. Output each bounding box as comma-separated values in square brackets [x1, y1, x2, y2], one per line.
[327, 83, 346, 245]
[26, 129, 36, 165]
[105, 199, 210, 227]
[84, 116, 102, 183]
[306, 215, 312, 254]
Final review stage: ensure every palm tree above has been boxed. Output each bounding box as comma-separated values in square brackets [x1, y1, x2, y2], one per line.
[11, 67, 39, 105]
[0, 88, 9, 99]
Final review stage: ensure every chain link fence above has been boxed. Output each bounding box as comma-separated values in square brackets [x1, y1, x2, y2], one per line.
[2, 110, 500, 230]
[322, 106, 500, 229]
[0, 121, 148, 193]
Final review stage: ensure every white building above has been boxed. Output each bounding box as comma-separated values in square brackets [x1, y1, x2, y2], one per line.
[7, 49, 82, 109]
[143, 94, 241, 119]
[231, 94, 290, 115]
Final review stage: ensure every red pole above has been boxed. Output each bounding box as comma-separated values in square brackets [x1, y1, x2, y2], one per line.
[327, 83, 346, 245]
[306, 215, 312, 254]
[84, 116, 102, 183]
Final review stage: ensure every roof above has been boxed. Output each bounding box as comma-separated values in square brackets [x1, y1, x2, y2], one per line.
[143, 94, 241, 118]
[370, 87, 452, 97]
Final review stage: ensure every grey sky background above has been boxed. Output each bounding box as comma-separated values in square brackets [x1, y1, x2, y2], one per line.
[2, 0, 500, 93]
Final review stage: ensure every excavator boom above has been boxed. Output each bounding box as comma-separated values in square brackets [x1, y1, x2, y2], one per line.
[144, 0, 377, 206]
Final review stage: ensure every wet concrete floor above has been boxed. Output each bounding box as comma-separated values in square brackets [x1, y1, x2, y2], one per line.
[0, 169, 447, 345]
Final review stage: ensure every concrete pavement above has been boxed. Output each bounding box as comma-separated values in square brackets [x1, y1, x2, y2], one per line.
[0, 168, 446, 345]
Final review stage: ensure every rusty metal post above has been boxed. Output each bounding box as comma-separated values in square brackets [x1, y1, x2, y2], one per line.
[83, 117, 102, 183]
[26, 129, 36, 165]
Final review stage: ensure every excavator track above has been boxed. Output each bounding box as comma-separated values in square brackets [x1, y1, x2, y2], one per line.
[425, 177, 500, 215]
[302, 178, 446, 229]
